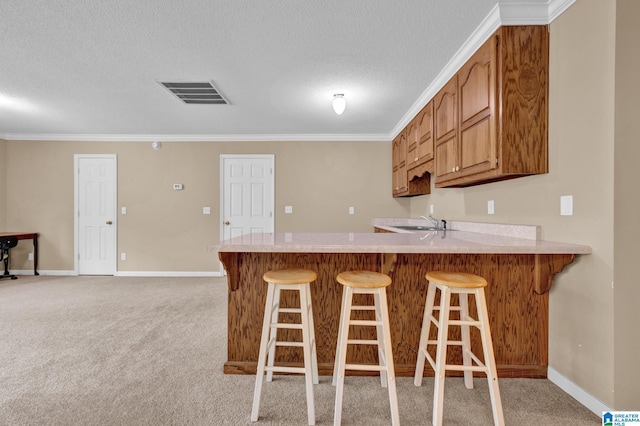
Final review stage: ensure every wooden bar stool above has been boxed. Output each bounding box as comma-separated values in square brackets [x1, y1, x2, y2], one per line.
[251, 268, 319, 425]
[414, 271, 504, 426]
[333, 270, 399, 426]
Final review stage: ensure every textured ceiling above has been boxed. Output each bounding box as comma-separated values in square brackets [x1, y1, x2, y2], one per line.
[0, 0, 569, 141]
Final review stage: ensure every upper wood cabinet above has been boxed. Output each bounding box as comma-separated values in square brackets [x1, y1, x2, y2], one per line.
[434, 77, 459, 183]
[392, 130, 408, 196]
[406, 119, 419, 169]
[407, 100, 434, 179]
[393, 125, 431, 197]
[392, 99, 434, 197]
[434, 26, 549, 187]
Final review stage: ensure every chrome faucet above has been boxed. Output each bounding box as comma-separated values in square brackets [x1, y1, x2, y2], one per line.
[420, 215, 446, 230]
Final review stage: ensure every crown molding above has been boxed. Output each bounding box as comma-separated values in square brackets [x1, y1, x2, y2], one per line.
[0, 133, 390, 143]
[548, 0, 577, 22]
[1, 1, 575, 144]
[391, 0, 576, 138]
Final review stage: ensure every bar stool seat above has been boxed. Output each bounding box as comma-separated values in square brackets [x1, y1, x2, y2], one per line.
[414, 271, 504, 426]
[251, 268, 318, 425]
[333, 270, 399, 426]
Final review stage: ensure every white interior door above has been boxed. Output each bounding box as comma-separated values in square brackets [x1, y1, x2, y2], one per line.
[75, 155, 117, 275]
[220, 155, 274, 241]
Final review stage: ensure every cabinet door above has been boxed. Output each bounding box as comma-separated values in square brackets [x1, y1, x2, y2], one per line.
[457, 36, 497, 177]
[392, 135, 400, 195]
[434, 77, 458, 183]
[392, 131, 408, 195]
[406, 119, 419, 169]
[416, 100, 434, 164]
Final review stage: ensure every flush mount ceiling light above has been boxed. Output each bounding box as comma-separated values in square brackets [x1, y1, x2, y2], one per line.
[332, 94, 346, 115]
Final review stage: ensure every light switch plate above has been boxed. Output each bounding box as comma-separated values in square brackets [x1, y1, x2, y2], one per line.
[561, 195, 573, 216]
[284, 205, 293, 214]
[203, 206, 211, 215]
[488, 200, 495, 215]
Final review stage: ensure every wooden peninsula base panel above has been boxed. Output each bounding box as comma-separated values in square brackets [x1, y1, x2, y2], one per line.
[219, 250, 576, 378]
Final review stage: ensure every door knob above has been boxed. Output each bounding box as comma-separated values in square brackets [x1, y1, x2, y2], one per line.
[224, 221, 230, 225]
[106, 221, 113, 225]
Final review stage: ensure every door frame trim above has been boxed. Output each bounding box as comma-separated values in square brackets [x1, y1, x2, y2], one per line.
[219, 154, 275, 273]
[73, 154, 118, 276]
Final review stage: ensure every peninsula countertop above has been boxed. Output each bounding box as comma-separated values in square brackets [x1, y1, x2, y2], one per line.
[213, 220, 591, 255]
[216, 219, 591, 378]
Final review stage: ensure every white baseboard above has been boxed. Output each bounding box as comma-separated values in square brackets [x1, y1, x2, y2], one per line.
[115, 271, 223, 277]
[10, 270, 224, 277]
[11, 269, 75, 276]
[548, 366, 611, 416]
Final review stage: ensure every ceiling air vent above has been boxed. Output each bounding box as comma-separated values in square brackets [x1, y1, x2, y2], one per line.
[158, 81, 229, 105]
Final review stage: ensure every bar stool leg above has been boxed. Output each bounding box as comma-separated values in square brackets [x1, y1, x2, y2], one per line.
[374, 291, 388, 388]
[299, 284, 316, 425]
[333, 286, 353, 426]
[432, 285, 451, 426]
[459, 292, 474, 389]
[266, 286, 281, 382]
[251, 282, 277, 422]
[304, 283, 319, 385]
[414, 282, 437, 386]
[332, 284, 350, 386]
[476, 288, 505, 426]
[378, 288, 400, 426]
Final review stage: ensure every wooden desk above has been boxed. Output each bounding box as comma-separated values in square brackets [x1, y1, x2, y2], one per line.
[0, 232, 39, 276]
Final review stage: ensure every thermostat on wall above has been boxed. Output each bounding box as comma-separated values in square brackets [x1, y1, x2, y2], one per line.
[173, 183, 184, 190]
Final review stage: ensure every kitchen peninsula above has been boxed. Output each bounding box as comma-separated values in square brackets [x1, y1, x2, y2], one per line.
[214, 221, 591, 378]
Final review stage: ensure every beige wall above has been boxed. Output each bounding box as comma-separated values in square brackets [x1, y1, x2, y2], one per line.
[3, 0, 636, 409]
[5, 140, 409, 273]
[614, 0, 640, 411]
[410, 0, 622, 408]
[0, 139, 6, 229]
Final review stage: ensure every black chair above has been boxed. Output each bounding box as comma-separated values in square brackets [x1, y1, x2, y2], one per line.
[0, 236, 18, 280]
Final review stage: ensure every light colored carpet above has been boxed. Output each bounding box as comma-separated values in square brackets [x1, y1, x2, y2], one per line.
[0, 276, 600, 425]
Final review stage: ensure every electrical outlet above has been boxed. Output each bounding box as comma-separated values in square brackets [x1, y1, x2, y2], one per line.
[429, 204, 434, 215]
[348, 207, 355, 215]
[121, 253, 127, 261]
[121, 207, 127, 215]
[488, 200, 495, 215]
[28, 252, 34, 261]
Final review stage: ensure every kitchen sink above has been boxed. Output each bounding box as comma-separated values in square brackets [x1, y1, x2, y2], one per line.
[392, 225, 440, 231]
